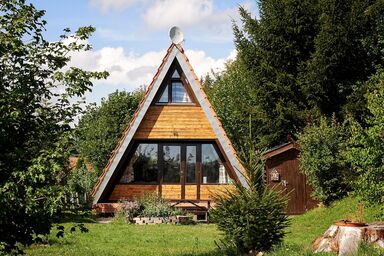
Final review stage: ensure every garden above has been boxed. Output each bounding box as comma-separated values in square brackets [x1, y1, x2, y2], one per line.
[25, 197, 383, 256]
[2, 0, 384, 255]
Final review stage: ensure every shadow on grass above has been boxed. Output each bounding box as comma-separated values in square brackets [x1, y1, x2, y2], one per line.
[56, 210, 96, 223]
[179, 249, 236, 256]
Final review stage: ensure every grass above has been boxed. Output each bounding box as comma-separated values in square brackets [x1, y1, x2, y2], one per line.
[25, 223, 223, 256]
[25, 197, 383, 256]
[267, 196, 383, 255]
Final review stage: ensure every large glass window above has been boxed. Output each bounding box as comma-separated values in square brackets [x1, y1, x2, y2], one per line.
[163, 145, 181, 183]
[201, 144, 229, 184]
[119, 144, 158, 183]
[186, 146, 196, 183]
[119, 142, 230, 185]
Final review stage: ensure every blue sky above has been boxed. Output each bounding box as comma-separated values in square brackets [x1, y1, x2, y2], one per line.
[31, 0, 258, 104]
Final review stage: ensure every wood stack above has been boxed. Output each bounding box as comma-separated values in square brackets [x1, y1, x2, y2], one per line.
[312, 222, 384, 255]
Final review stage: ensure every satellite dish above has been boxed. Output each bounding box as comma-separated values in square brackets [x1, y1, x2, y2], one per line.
[169, 26, 184, 45]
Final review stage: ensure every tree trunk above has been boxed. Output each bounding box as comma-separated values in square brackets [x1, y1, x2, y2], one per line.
[312, 222, 384, 255]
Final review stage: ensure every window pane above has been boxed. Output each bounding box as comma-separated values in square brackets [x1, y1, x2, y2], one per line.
[119, 144, 158, 183]
[186, 146, 196, 183]
[158, 85, 168, 103]
[172, 69, 180, 78]
[163, 145, 181, 183]
[172, 82, 191, 103]
[201, 144, 229, 184]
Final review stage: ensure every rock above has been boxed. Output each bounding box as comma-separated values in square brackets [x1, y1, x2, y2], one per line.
[312, 222, 384, 255]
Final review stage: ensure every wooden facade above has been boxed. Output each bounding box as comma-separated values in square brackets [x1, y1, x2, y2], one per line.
[91, 44, 245, 214]
[134, 106, 216, 139]
[263, 143, 318, 215]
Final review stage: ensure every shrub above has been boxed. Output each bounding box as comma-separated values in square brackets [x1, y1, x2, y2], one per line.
[137, 193, 183, 218]
[121, 201, 140, 222]
[344, 70, 384, 208]
[112, 206, 127, 223]
[210, 156, 289, 254]
[66, 158, 98, 209]
[298, 117, 351, 205]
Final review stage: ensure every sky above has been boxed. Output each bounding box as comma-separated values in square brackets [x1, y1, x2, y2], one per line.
[31, 0, 258, 104]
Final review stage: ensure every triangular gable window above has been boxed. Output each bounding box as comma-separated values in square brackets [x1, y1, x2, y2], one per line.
[155, 64, 193, 104]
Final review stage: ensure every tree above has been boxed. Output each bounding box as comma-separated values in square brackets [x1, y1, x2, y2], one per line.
[0, 0, 108, 253]
[210, 0, 384, 151]
[298, 117, 351, 205]
[345, 70, 384, 207]
[208, 60, 258, 150]
[76, 90, 143, 173]
[301, 0, 384, 119]
[66, 157, 98, 208]
[230, 0, 320, 149]
[210, 150, 289, 254]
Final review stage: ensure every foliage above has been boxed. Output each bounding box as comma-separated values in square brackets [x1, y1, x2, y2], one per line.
[210, 154, 289, 254]
[298, 117, 350, 205]
[267, 196, 383, 255]
[209, 0, 384, 150]
[76, 90, 143, 173]
[0, 0, 107, 253]
[302, 0, 384, 119]
[344, 70, 384, 207]
[137, 193, 183, 218]
[208, 60, 260, 150]
[114, 201, 140, 223]
[66, 158, 98, 208]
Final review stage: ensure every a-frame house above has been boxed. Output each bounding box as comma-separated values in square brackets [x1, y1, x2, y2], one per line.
[91, 43, 247, 214]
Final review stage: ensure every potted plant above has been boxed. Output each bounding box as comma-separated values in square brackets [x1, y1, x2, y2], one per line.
[335, 203, 367, 227]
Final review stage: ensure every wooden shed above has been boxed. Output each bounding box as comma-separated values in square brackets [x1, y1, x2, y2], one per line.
[91, 43, 247, 216]
[263, 142, 318, 215]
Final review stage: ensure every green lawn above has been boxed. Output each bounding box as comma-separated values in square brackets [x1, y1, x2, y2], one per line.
[268, 197, 383, 255]
[26, 197, 383, 256]
[26, 224, 222, 256]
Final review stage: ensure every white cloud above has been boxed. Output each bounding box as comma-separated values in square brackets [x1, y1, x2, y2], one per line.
[68, 44, 235, 103]
[142, 0, 214, 29]
[141, 0, 256, 43]
[89, 0, 142, 13]
[89, 0, 257, 43]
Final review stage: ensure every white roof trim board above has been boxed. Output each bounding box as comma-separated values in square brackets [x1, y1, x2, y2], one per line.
[93, 45, 247, 204]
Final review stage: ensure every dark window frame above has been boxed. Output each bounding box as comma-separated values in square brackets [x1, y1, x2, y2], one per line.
[118, 143, 159, 185]
[116, 141, 231, 186]
[154, 61, 196, 105]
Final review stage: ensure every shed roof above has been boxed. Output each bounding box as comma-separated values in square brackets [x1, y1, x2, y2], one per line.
[261, 142, 299, 160]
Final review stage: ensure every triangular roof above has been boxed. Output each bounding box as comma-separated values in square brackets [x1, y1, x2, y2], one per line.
[91, 43, 248, 204]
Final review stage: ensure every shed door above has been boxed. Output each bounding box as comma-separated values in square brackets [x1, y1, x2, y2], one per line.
[266, 150, 307, 215]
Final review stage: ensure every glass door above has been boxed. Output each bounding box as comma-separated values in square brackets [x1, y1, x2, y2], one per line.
[184, 145, 198, 199]
[160, 143, 198, 200]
